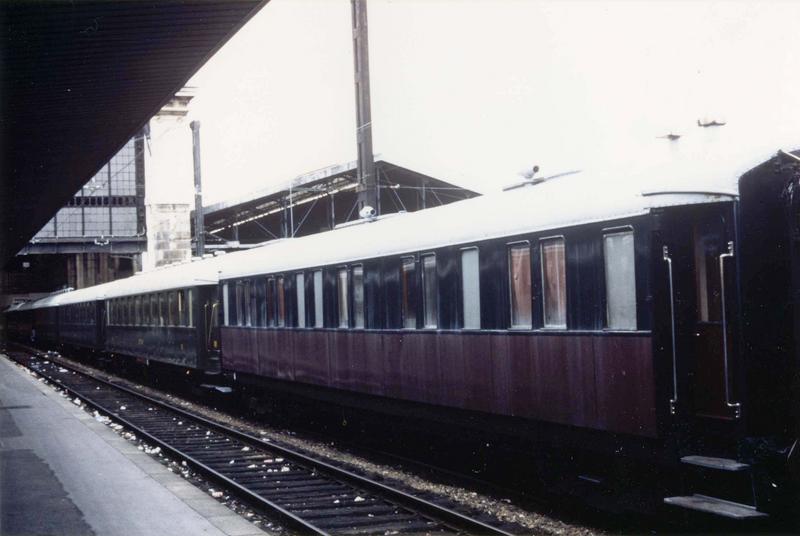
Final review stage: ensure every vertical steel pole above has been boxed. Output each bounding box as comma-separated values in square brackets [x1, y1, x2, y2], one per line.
[351, 0, 377, 214]
[190, 120, 205, 256]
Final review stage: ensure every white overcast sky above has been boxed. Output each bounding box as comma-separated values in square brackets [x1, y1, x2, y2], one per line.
[189, 0, 800, 205]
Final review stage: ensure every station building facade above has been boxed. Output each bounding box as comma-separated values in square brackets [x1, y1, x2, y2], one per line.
[2, 91, 197, 304]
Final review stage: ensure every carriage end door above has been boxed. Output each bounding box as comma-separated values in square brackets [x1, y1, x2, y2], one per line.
[664, 203, 742, 423]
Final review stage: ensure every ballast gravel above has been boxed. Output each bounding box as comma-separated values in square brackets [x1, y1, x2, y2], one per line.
[39, 353, 602, 536]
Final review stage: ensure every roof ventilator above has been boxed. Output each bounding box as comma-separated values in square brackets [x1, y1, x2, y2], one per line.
[503, 167, 581, 191]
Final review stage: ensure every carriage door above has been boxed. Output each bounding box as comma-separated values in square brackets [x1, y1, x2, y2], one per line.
[664, 202, 742, 423]
[206, 298, 221, 353]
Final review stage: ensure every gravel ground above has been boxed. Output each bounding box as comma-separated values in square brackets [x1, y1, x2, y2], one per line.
[8, 353, 283, 534]
[32, 350, 603, 536]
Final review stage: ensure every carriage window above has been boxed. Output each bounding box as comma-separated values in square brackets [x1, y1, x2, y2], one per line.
[187, 289, 194, 327]
[176, 290, 184, 326]
[313, 270, 323, 328]
[401, 257, 416, 329]
[223, 283, 230, 326]
[163, 294, 170, 326]
[296, 273, 306, 328]
[143, 295, 149, 325]
[276, 276, 286, 327]
[169, 292, 178, 326]
[236, 281, 245, 327]
[135, 295, 142, 326]
[461, 248, 481, 329]
[694, 220, 723, 322]
[604, 230, 637, 329]
[541, 237, 567, 328]
[249, 280, 258, 327]
[509, 244, 532, 328]
[337, 268, 349, 328]
[256, 279, 266, 327]
[160, 293, 168, 326]
[266, 278, 275, 327]
[421, 255, 437, 329]
[352, 265, 365, 329]
[244, 280, 253, 327]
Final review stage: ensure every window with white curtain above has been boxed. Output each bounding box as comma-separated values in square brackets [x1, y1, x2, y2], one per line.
[296, 273, 306, 328]
[421, 255, 437, 328]
[604, 230, 637, 329]
[313, 270, 323, 328]
[461, 248, 481, 329]
[352, 265, 365, 328]
[337, 268, 349, 327]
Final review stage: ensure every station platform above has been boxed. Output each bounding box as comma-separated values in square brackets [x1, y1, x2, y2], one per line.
[0, 354, 267, 536]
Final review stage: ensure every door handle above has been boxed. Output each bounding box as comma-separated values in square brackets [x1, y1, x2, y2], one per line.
[719, 241, 741, 418]
[663, 245, 678, 415]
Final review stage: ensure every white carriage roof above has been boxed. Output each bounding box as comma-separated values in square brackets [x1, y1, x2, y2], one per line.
[216, 123, 798, 281]
[217, 183, 732, 281]
[25, 255, 237, 309]
[18, 119, 798, 307]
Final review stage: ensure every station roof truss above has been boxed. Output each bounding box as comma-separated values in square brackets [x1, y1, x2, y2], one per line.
[198, 158, 480, 247]
[1, 0, 269, 266]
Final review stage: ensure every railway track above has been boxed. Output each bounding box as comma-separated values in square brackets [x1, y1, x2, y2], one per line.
[7, 350, 516, 536]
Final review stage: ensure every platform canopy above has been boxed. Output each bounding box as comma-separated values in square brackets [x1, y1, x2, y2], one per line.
[0, 0, 269, 266]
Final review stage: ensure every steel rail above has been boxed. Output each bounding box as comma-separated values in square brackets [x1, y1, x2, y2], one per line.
[14, 353, 325, 535]
[9, 351, 515, 536]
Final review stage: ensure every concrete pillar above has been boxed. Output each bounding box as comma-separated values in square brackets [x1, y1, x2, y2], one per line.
[141, 89, 196, 271]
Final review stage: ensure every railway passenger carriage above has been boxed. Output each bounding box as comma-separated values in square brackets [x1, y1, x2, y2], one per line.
[213, 149, 800, 519]
[5, 301, 33, 342]
[5, 139, 800, 521]
[57, 285, 109, 351]
[101, 260, 226, 372]
[218, 190, 659, 438]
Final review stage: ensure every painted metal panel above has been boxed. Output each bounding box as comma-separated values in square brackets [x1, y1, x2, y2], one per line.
[275, 329, 295, 381]
[459, 334, 495, 413]
[593, 335, 656, 436]
[293, 331, 329, 387]
[224, 329, 656, 437]
[489, 335, 514, 415]
[256, 329, 278, 379]
[107, 325, 198, 368]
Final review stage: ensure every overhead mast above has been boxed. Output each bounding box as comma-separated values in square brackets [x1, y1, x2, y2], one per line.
[351, 0, 378, 216]
[191, 120, 205, 256]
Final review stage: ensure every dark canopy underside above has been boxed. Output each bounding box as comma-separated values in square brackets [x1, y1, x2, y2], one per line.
[1, 0, 268, 265]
